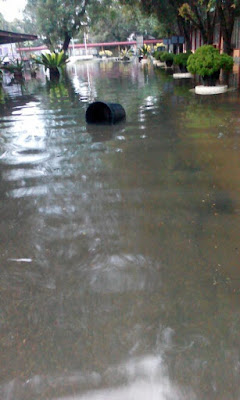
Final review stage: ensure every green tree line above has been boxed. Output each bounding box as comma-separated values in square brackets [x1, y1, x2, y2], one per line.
[1, 0, 240, 54]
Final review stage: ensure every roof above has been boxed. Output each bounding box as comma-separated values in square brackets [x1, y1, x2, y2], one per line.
[17, 39, 163, 52]
[0, 30, 37, 45]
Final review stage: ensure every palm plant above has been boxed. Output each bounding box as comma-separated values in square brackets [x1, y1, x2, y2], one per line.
[3, 59, 25, 80]
[139, 44, 151, 58]
[119, 48, 133, 61]
[34, 51, 69, 81]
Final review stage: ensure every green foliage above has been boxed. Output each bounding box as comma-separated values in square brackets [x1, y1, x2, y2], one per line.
[187, 45, 233, 76]
[89, 0, 164, 43]
[24, 0, 90, 51]
[160, 52, 174, 62]
[154, 52, 165, 61]
[220, 52, 234, 71]
[24, 0, 164, 51]
[34, 51, 69, 72]
[3, 59, 24, 74]
[119, 48, 133, 60]
[120, 0, 192, 50]
[173, 51, 192, 67]
[179, 0, 240, 53]
[139, 44, 151, 57]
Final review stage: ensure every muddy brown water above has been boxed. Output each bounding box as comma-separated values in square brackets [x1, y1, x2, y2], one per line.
[1, 60, 240, 400]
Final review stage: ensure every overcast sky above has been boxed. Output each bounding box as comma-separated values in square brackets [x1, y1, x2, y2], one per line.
[0, 0, 27, 22]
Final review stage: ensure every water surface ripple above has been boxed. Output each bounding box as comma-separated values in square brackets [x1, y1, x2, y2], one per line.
[1, 61, 240, 400]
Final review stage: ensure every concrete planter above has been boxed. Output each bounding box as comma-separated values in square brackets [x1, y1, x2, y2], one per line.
[194, 85, 228, 95]
[156, 61, 165, 67]
[173, 72, 193, 79]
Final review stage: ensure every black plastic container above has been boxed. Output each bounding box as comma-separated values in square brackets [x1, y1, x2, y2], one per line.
[86, 101, 126, 125]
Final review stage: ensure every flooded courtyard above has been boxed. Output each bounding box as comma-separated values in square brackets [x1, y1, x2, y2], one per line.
[1, 60, 240, 400]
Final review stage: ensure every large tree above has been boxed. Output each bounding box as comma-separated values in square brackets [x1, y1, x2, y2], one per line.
[88, 0, 163, 42]
[24, 0, 90, 52]
[179, 0, 240, 54]
[179, 0, 217, 46]
[216, 0, 240, 54]
[23, 0, 165, 50]
[121, 0, 192, 50]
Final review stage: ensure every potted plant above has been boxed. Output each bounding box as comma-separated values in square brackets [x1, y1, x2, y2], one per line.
[160, 51, 174, 67]
[34, 51, 69, 81]
[3, 59, 25, 80]
[187, 45, 233, 87]
[152, 43, 167, 62]
[154, 51, 166, 67]
[173, 51, 192, 73]
[139, 44, 151, 63]
[105, 50, 113, 58]
[99, 50, 113, 58]
[119, 48, 133, 61]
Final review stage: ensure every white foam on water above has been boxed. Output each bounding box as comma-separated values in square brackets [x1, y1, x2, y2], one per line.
[52, 356, 196, 400]
[55, 381, 188, 400]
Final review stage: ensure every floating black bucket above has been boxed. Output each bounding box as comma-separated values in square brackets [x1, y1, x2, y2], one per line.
[86, 101, 126, 125]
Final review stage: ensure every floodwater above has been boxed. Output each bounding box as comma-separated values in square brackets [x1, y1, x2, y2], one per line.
[1, 60, 240, 400]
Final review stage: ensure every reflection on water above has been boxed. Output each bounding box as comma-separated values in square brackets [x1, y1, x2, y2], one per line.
[1, 60, 240, 400]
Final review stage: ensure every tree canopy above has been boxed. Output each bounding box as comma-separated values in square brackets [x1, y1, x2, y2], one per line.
[87, 0, 163, 42]
[24, 0, 90, 51]
[22, 0, 165, 51]
[120, 0, 192, 50]
[122, 0, 240, 54]
[3, 0, 239, 54]
[179, 0, 240, 53]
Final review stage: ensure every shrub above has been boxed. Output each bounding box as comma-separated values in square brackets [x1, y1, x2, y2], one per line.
[220, 52, 234, 71]
[173, 51, 192, 67]
[155, 52, 164, 61]
[160, 52, 174, 62]
[187, 45, 233, 77]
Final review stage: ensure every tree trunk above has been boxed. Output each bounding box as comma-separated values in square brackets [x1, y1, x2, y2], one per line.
[217, 5, 235, 55]
[177, 16, 192, 51]
[62, 31, 72, 53]
[222, 36, 233, 55]
[49, 68, 60, 81]
[206, 10, 216, 44]
[206, 26, 214, 45]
